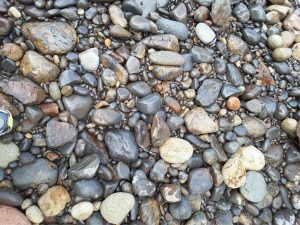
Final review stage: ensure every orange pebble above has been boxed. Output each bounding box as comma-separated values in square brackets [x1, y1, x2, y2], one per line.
[226, 97, 240, 111]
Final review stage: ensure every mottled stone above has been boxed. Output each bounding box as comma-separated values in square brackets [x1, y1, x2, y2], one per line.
[0, 205, 31, 225]
[0, 142, 19, 168]
[139, 198, 160, 225]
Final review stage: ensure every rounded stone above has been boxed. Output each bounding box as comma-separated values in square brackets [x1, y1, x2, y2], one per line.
[0, 205, 31, 225]
[240, 171, 267, 203]
[281, 118, 297, 137]
[238, 145, 265, 171]
[226, 97, 240, 111]
[91, 108, 122, 126]
[267, 35, 283, 49]
[159, 137, 193, 164]
[100, 192, 135, 224]
[188, 168, 213, 194]
[274, 209, 295, 225]
[272, 48, 292, 61]
[222, 155, 246, 189]
[0, 141, 19, 168]
[26, 205, 44, 224]
[195, 23, 216, 45]
[71, 201, 94, 221]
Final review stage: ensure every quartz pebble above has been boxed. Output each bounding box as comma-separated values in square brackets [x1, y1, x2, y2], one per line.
[25, 205, 44, 224]
[71, 201, 94, 221]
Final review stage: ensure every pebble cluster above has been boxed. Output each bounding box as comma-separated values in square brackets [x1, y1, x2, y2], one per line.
[0, 0, 300, 225]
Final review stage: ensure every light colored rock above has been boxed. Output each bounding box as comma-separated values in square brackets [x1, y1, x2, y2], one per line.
[149, 51, 185, 66]
[272, 47, 292, 61]
[266, 5, 291, 19]
[281, 118, 297, 137]
[281, 31, 295, 47]
[108, 5, 128, 27]
[71, 201, 94, 221]
[38, 186, 70, 217]
[100, 192, 135, 224]
[79, 48, 99, 72]
[159, 137, 193, 164]
[222, 155, 246, 189]
[237, 145, 265, 171]
[9, 7, 21, 18]
[184, 107, 218, 135]
[243, 117, 267, 138]
[0, 205, 31, 225]
[0, 43, 24, 61]
[195, 23, 216, 44]
[267, 35, 283, 49]
[25, 205, 44, 224]
[292, 43, 300, 60]
[0, 141, 19, 168]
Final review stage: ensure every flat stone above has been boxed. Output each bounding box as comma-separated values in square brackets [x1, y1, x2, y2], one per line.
[127, 81, 151, 97]
[184, 107, 218, 135]
[0, 142, 19, 168]
[188, 168, 213, 194]
[210, 0, 231, 26]
[22, 22, 77, 55]
[136, 93, 162, 115]
[139, 198, 160, 225]
[105, 129, 139, 162]
[129, 15, 151, 32]
[46, 120, 77, 148]
[11, 158, 58, 190]
[243, 117, 267, 138]
[79, 48, 99, 72]
[152, 65, 183, 80]
[71, 201, 94, 221]
[38, 185, 70, 217]
[240, 171, 267, 203]
[196, 79, 222, 107]
[195, 23, 216, 44]
[190, 46, 214, 63]
[110, 24, 132, 39]
[0, 76, 46, 105]
[156, 17, 189, 41]
[91, 108, 122, 126]
[226, 34, 249, 56]
[62, 95, 93, 120]
[159, 137, 193, 164]
[0, 205, 31, 225]
[100, 192, 135, 224]
[142, 34, 180, 52]
[149, 51, 185, 66]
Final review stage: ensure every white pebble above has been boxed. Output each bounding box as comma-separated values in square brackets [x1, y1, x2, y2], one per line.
[71, 201, 94, 221]
[26, 205, 44, 224]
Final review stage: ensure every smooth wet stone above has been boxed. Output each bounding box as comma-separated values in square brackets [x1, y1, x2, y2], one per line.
[21, 51, 59, 83]
[267, 35, 283, 49]
[127, 81, 151, 97]
[79, 48, 99, 72]
[126, 56, 140, 74]
[233, 3, 250, 23]
[68, 154, 100, 180]
[109, 4, 128, 27]
[0, 43, 24, 61]
[195, 23, 216, 44]
[242, 28, 260, 45]
[0, 17, 13, 36]
[196, 79, 222, 107]
[0, 142, 19, 168]
[284, 164, 300, 182]
[241, 84, 261, 100]
[91, 108, 122, 126]
[273, 209, 295, 225]
[26, 205, 44, 224]
[22, 22, 77, 55]
[0, 189, 23, 206]
[226, 64, 244, 86]
[159, 137, 193, 164]
[160, 183, 181, 202]
[188, 168, 213, 194]
[72, 179, 103, 200]
[60, 7, 79, 20]
[136, 93, 162, 114]
[86, 212, 105, 225]
[151, 114, 170, 147]
[184, 107, 218, 135]
[222, 155, 246, 189]
[71, 201, 94, 220]
[156, 17, 189, 40]
[38, 185, 70, 216]
[272, 48, 292, 61]
[122, 0, 143, 15]
[105, 129, 139, 162]
[190, 46, 213, 63]
[132, 170, 156, 196]
[142, 34, 179, 52]
[167, 116, 184, 131]
[100, 54, 128, 85]
[221, 84, 242, 98]
[169, 197, 193, 220]
[59, 69, 82, 87]
[238, 146, 265, 171]
[46, 120, 77, 148]
[249, 4, 267, 22]
[264, 144, 283, 167]
[129, 15, 151, 32]
[139, 198, 160, 225]
[186, 212, 207, 225]
[24, 5, 45, 18]
[149, 51, 185, 66]
[226, 34, 249, 56]
[240, 171, 267, 203]
[54, 0, 76, 8]
[243, 117, 267, 138]
[63, 95, 93, 120]
[152, 65, 183, 80]
[0, 76, 46, 105]
[0, 205, 31, 225]
[210, 0, 231, 26]
[110, 24, 132, 39]
[11, 158, 58, 190]
[281, 118, 297, 137]
[101, 192, 135, 224]
[134, 120, 151, 149]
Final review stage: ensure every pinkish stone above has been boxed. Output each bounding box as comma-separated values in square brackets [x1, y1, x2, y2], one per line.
[0, 205, 31, 225]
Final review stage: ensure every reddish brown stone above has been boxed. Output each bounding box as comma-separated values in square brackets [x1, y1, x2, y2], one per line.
[163, 96, 181, 113]
[0, 205, 31, 225]
[0, 93, 20, 116]
[226, 97, 240, 111]
[40, 103, 59, 117]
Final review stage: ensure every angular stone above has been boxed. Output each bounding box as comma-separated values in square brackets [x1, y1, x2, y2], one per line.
[0, 76, 46, 105]
[222, 155, 246, 189]
[132, 170, 156, 196]
[139, 198, 160, 225]
[196, 79, 222, 107]
[79, 48, 99, 72]
[62, 95, 93, 120]
[136, 93, 162, 115]
[151, 114, 171, 147]
[237, 145, 265, 171]
[22, 22, 77, 55]
[243, 117, 267, 138]
[210, 0, 231, 26]
[91, 108, 122, 126]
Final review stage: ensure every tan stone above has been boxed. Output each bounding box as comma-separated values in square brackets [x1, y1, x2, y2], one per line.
[222, 155, 246, 189]
[237, 145, 265, 171]
[0, 43, 24, 61]
[292, 43, 300, 60]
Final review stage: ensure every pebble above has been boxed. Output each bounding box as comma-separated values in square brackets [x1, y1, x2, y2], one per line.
[272, 48, 292, 61]
[292, 43, 300, 60]
[127, 81, 151, 97]
[284, 164, 300, 182]
[281, 118, 297, 137]
[108, 5, 128, 28]
[0, 188, 23, 206]
[226, 34, 249, 56]
[169, 196, 193, 220]
[0, 17, 13, 36]
[243, 117, 267, 138]
[156, 17, 189, 40]
[238, 145, 265, 171]
[249, 4, 267, 22]
[240, 171, 267, 203]
[22, 22, 77, 55]
[210, 0, 231, 26]
[0, 205, 31, 225]
[11, 158, 58, 190]
[72, 179, 103, 200]
[188, 168, 213, 194]
[136, 93, 162, 114]
[190, 46, 213, 63]
[129, 15, 151, 32]
[226, 97, 241, 111]
[274, 209, 295, 225]
[132, 170, 156, 196]
[233, 3, 250, 23]
[152, 65, 183, 80]
[160, 183, 181, 202]
[139, 198, 160, 225]
[0, 141, 19, 168]
[105, 129, 139, 162]
[159, 137, 193, 164]
[196, 79, 222, 107]
[149, 51, 185, 66]
[242, 28, 260, 45]
[71, 201, 94, 221]
[38, 185, 70, 216]
[184, 107, 219, 135]
[100, 192, 135, 224]
[25, 205, 44, 224]
[142, 34, 180, 52]
[195, 23, 216, 44]
[91, 108, 122, 126]
[222, 155, 246, 188]
[151, 113, 171, 146]
[0, 43, 24, 61]
[267, 35, 283, 49]
[63, 95, 93, 119]
[79, 48, 99, 72]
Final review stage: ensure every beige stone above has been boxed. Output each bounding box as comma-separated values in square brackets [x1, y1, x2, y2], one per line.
[222, 155, 246, 189]
[237, 145, 265, 171]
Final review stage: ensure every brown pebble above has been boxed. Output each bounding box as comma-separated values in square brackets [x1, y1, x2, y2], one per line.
[226, 97, 240, 111]
[104, 38, 112, 48]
